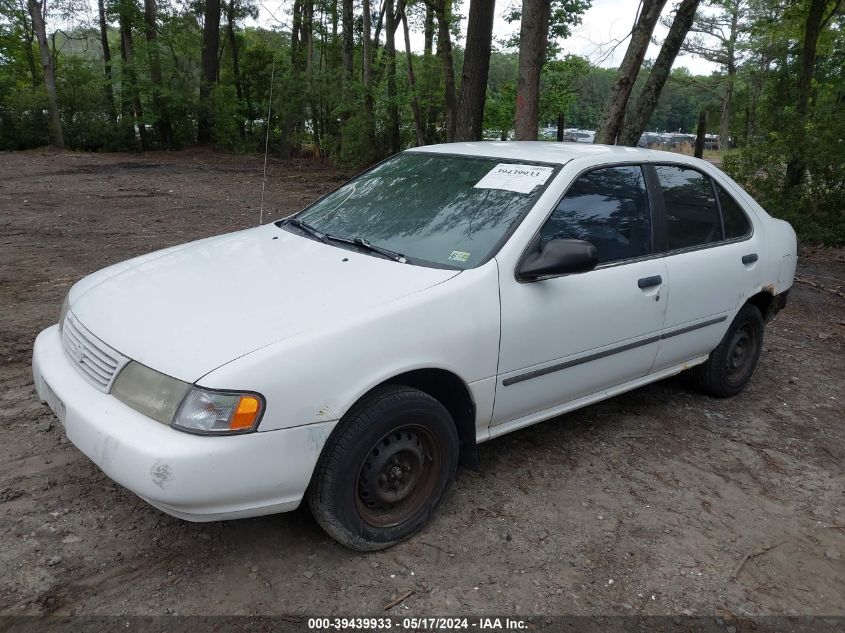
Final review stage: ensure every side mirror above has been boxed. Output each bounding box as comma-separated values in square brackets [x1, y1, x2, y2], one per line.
[517, 238, 598, 281]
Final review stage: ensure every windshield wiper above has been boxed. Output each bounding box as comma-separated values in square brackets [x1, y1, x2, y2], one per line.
[324, 234, 407, 263]
[282, 218, 407, 263]
[281, 217, 327, 243]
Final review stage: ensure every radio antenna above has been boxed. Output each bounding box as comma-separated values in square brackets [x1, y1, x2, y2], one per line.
[259, 55, 276, 225]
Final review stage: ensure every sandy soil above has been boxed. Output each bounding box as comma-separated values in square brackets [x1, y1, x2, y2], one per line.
[1, 149, 843, 617]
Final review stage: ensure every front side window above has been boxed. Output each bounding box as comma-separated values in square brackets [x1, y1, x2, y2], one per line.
[539, 165, 652, 263]
[655, 165, 721, 250]
[293, 153, 554, 269]
[716, 183, 752, 239]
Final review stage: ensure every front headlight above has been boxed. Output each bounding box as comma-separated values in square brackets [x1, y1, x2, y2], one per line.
[58, 294, 70, 331]
[112, 361, 191, 424]
[112, 361, 264, 434]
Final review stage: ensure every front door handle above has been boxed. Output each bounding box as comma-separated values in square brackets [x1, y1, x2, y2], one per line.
[742, 253, 758, 265]
[638, 275, 663, 289]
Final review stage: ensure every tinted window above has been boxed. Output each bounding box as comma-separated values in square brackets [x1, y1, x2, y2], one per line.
[716, 184, 751, 239]
[296, 153, 553, 269]
[539, 166, 651, 263]
[655, 166, 721, 250]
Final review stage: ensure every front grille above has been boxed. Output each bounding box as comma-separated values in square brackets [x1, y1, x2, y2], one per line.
[61, 313, 128, 391]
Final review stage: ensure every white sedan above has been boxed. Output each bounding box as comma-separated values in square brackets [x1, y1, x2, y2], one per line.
[33, 142, 796, 550]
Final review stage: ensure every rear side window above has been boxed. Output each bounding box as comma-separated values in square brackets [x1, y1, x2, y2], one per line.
[539, 165, 651, 263]
[716, 184, 752, 239]
[655, 165, 721, 250]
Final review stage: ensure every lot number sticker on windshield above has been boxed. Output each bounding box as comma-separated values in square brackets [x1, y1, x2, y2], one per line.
[474, 163, 554, 194]
[448, 250, 470, 262]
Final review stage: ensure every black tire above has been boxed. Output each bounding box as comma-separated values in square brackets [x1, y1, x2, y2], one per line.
[695, 303, 764, 398]
[308, 385, 459, 551]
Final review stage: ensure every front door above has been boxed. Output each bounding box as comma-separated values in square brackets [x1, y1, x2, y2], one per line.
[493, 164, 668, 427]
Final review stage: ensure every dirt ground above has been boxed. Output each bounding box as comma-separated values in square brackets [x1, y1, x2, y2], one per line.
[1, 149, 843, 618]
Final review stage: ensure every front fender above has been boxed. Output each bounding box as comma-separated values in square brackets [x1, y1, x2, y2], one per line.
[198, 263, 501, 434]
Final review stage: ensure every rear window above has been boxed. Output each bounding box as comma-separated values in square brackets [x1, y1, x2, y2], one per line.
[655, 165, 721, 250]
[716, 183, 752, 239]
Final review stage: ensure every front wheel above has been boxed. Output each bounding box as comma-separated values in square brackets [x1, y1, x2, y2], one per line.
[308, 385, 459, 551]
[694, 303, 764, 398]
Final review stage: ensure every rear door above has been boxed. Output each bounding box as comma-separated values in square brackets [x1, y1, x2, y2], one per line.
[648, 164, 761, 372]
[493, 164, 668, 427]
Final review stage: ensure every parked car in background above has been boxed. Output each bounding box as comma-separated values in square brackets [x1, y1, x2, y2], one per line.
[705, 134, 720, 151]
[567, 129, 596, 143]
[667, 133, 696, 148]
[33, 142, 796, 550]
[638, 132, 663, 148]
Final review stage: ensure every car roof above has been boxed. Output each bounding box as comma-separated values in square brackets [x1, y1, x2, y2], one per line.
[409, 141, 706, 167]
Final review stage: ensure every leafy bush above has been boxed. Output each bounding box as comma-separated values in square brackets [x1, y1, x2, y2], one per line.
[0, 84, 49, 150]
[724, 120, 845, 246]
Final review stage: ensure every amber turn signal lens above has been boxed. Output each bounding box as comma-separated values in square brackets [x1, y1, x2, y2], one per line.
[230, 395, 261, 430]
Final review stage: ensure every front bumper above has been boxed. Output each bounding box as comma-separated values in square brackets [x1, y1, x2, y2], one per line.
[32, 325, 335, 521]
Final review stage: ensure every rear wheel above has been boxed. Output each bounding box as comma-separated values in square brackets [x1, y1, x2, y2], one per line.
[695, 303, 764, 398]
[308, 385, 458, 551]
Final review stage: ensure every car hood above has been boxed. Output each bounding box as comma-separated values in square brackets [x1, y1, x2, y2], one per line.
[70, 224, 459, 382]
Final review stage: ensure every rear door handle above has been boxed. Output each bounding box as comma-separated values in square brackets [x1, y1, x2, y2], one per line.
[638, 275, 663, 289]
[742, 253, 758, 265]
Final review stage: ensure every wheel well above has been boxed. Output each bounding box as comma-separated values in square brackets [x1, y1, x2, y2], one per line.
[384, 369, 479, 471]
[747, 289, 775, 321]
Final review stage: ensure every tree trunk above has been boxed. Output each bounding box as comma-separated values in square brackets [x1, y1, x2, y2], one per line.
[198, 0, 221, 144]
[784, 0, 831, 188]
[556, 113, 565, 141]
[423, 3, 435, 142]
[694, 110, 707, 158]
[373, 1, 387, 51]
[27, 0, 63, 148]
[385, 0, 400, 153]
[341, 0, 353, 85]
[718, 66, 735, 149]
[718, 3, 740, 150]
[514, 0, 551, 141]
[306, 1, 314, 74]
[454, 0, 495, 141]
[18, 9, 38, 89]
[431, 0, 457, 141]
[118, 1, 146, 149]
[618, 0, 700, 147]
[424, 4, 434, 55]
[362, 0, 376, 155]
[25, 35, 38, 88]
[291, 0, 301, 62]
[226, 0, 245, 141]
[594, 0, 667, 144]
[143, 0, 171, 146]
[362, 0, 373, 107]
[399, 0, 424, 146]
[96, 0, 115, 120]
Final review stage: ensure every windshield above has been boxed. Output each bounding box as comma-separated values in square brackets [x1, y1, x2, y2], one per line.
[291, 152, 556, 269]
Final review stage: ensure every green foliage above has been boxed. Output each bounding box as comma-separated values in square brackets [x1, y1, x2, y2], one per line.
[724, 87, 844, 245]
[0, 83, 49, 149]
[483, 82, 515, 140]
[722, 0, 844, 245]
[539, 54, 590, 124]
[0, 0, 841, 245]
[502, 0, 592, 57]
[211, 83, 244, 151]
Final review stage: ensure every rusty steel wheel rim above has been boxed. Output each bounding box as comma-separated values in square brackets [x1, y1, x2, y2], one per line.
[355, 424, 442, 528]
[725, 321, 758, 385]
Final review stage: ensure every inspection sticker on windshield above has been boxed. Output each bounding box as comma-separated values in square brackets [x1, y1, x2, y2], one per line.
[474, 163, 554, 194]
[448, 250, 470, 262]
